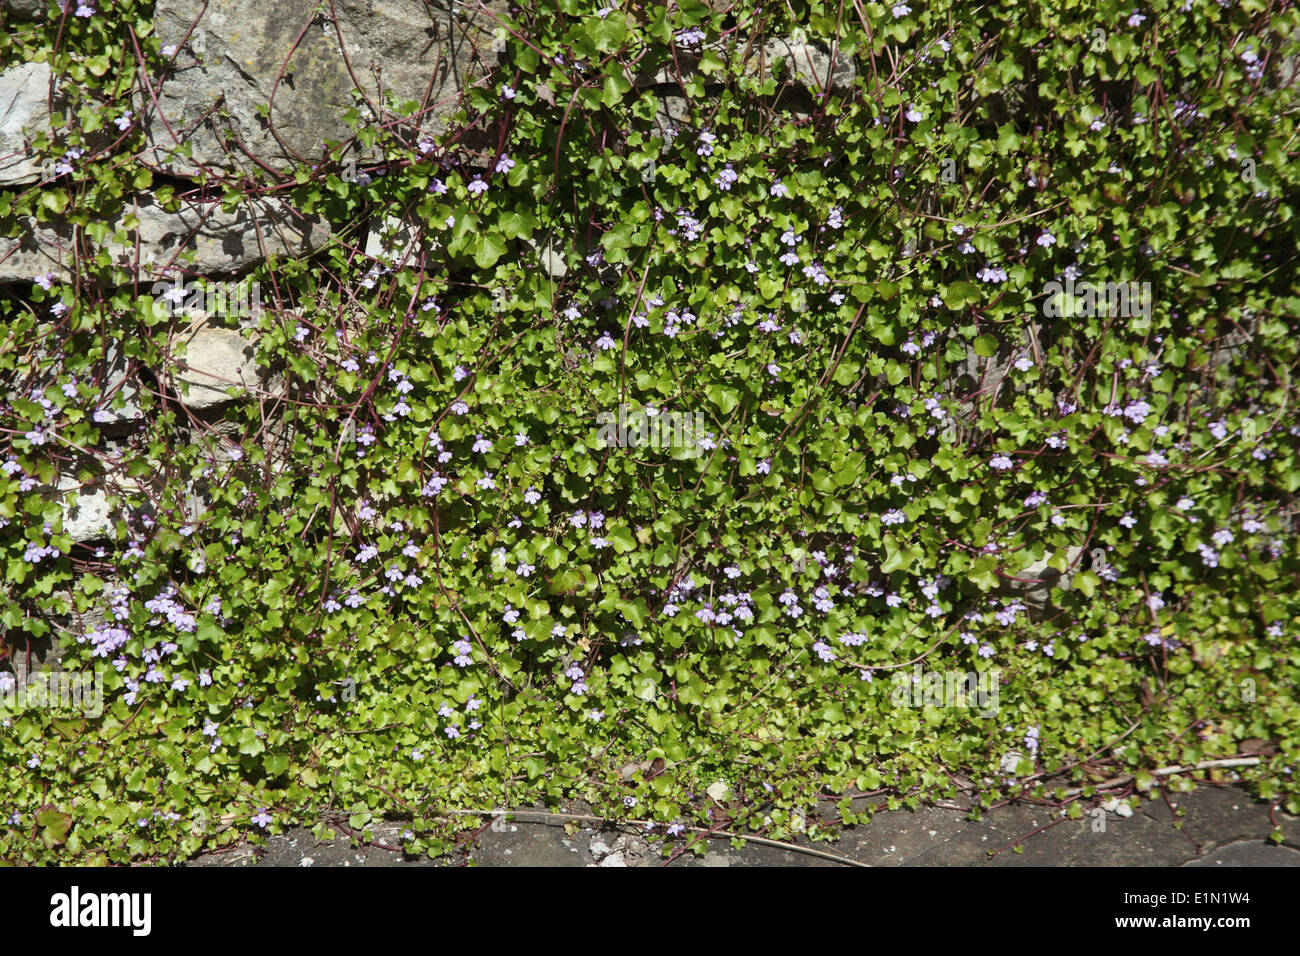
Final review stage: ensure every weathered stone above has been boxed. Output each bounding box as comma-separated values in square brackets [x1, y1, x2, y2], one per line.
[1, 0, 46, 21]
[748, 37, 857, 93]
[1183, 840, 1300, 867]
[142, 0, 509, 175]
[53, 473, 156, 543]
[0, 61, 53, 186]
[633, 36, 856, 95]
[0, 194, 329, 283]
[92, 344, 146, 424]
[364, 213, 418, 265]
[522, 236, 568, 279]
[167, 318, 263, 408]
[124, 196, 330, 275]
[1002, 545, 1085, 619]
[653, 93, 692, 136]
[56, 477, 116, 542]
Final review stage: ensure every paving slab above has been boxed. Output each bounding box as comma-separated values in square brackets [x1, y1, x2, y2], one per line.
[1182, 840, 1300, 866]
[185, 783, 1300, 867]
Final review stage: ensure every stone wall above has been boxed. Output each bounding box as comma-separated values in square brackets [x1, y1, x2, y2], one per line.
[4, 2, 1265, 664]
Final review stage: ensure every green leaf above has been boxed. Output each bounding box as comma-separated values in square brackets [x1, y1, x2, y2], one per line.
[474, 233, 507, 268]
[943, 281, 978, 309]
[706, 384, 739, 415]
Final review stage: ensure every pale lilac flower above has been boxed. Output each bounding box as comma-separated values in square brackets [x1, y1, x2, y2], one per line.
[451, 639, 473, 667]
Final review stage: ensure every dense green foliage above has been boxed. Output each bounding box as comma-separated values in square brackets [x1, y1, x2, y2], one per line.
[1, 0, 1298, 863]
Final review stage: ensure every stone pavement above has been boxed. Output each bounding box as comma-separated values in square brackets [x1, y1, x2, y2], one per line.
[187, 783, 1300, 867]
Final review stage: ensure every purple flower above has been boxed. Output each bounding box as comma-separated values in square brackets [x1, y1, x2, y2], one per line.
[451, 639, 473, 667]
